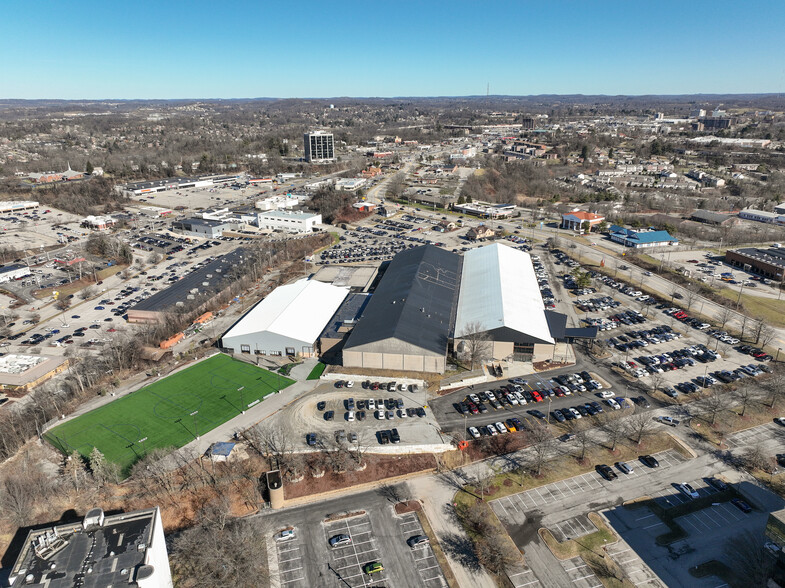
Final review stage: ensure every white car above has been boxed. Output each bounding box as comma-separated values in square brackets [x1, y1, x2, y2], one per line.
[606, 398, 620, 410]
[368, 399, 376, 410]
[568, 407, 582, 419]
[677, 482, 699, 499]
[276, 529, 295, 542]
[599, 390, 615, 398]
[376, 409, 386, 420]
[469, 393, 481, 405]
[494, 421, 508, 434]
[590, 380, 603, 389]
[468, 426, 480, 439]
[345, 380, 354, 388]
[347, 411, 355, 422]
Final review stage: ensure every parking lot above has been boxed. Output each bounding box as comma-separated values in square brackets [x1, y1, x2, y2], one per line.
[548, 514, 597, 542]
[560, 557, 602, 588]
[264, 381, 446, 451]
[491, 450, 687, 526]
[263, 486, 447, 588]
[605, 540, 666, 588]
[604, 480, 785, 588]
[725, 421, 785, 450]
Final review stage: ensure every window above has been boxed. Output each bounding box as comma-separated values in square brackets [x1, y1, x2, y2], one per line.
[285, 347, 296, 356]
[270, 350, 282, 357]
[255, 349, 266, 356]
[240, 345, 251, 354]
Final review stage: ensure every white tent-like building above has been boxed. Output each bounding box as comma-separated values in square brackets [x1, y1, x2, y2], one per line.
[454, 243, 555, 362]
[221, 279, 349, 358]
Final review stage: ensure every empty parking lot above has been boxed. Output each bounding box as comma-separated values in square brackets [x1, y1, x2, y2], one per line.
[491, 449, 687, 526]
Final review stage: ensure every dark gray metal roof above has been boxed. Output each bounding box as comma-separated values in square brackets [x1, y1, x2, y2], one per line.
[564, 326, 599, 340]
[343, 245, 461, 355]
[320, 293, 371, 339]
[545, 311, 568, 340]
[734, 247, 785, 269]
[690, 209, 731, 224]
[130, 247, 250, 313]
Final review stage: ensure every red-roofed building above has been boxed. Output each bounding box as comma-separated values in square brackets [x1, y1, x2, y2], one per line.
[561, 210, 605, 232]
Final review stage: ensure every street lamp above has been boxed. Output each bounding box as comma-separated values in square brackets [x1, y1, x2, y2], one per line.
[138, 436, 148, 456]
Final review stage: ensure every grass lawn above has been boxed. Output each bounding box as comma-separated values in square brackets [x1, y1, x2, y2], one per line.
[45, 354, 293, 475]
[716, 288, 785, 329]
[306, 362, 326, 380]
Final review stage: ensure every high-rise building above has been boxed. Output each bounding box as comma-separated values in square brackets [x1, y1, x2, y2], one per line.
[8, 507, 173, 588]
[304, 131, 335, 163]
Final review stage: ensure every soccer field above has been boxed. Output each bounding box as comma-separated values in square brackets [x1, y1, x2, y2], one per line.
[45, 354, 293, 475]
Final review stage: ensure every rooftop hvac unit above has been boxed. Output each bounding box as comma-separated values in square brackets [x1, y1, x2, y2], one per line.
[202, 282, 210, 286]
[187, 295, 195, 300]
[190, 288, 199, 294]
[176, 301, 184, 307]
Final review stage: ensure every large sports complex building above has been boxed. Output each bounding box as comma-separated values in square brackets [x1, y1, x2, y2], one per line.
[221, 242, 592, 373]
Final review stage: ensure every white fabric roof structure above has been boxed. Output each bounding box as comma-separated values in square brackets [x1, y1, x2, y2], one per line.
[223, 279, 349, 344]
[454, 243, 554, 344]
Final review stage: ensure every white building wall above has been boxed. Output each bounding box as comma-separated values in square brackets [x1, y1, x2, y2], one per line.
[139, 507, 174, 588]
[256, 212, 322, 233]
[222, 331, 314, 357]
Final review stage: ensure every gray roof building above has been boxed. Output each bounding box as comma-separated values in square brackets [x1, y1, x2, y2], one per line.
[690, 209, 733, 225]
[342, 245, 462, 373]
[8, 507, 172, 588]
[128, 248, 251, 322]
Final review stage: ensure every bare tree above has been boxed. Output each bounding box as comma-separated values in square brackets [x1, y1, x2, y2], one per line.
[763, 369, 785, 408]
[63, 450, 89, 493]
[171, 497, 270, 588]
[526, 422, 554, 476]
[459, 321, 493, 370]
[242, 424, 294, 475]
[569, 420, 594, 462]
[733, 381, 758, 417]
[649, 371, 666, 395]
[742, 443, 775, 474]
[716, 306, 734, 330]
[699, 387, 730, 425]
[475, 531, 520, 575]
[684, 286, 699, 312]
[625, 413, 657, 445]
[752, 319, 767, 345]
[722, 530, 773, 587]
[599, 413, 626, 452]
[759, 325, 776, 348]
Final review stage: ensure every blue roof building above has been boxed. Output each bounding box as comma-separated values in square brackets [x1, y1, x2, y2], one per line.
[608, 227, 678, 249]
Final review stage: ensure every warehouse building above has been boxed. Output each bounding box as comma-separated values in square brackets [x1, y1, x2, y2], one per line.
[8, 507, 172, 588]
[453, 244, 555, 362]
[221, 278, 349, 357]
[128, 248, 251, 323]
[342, 246, 462, 373]
[725, 247, 785, 282]
[608, 226, 678, 248]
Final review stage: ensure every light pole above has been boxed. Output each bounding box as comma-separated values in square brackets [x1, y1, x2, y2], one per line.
[238, 386, 245, 413]
[138, 436, 148, 456]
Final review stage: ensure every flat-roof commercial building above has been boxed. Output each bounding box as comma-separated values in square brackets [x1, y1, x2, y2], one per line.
[738, 208, 785, 224]
[171, 218, 234, 238]
[304, 131, 335, 163]
[343, 246, 462, 373]
[725, 247, 785, 282]
[128, 248, 251, 323]
[311, 264, 378, 292]
[0, 200, 39, 213]
[118, 174, 241, 196]
[0, 264, 32, 283]
[256, 210, 322, 233]
[453, 202, 515, 219]
[689, 209, 734, 225]
[454, 244, 555, 363]
[0, 354, 69, 393]
[7, 507, 172, 588]
[319, 293, 372, 357]
[221, 278, 349, 357]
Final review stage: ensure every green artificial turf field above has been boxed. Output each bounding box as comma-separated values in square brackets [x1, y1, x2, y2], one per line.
[45, 354, 293, 475]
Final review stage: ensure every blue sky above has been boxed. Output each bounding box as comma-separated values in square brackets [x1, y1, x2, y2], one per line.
[1, 0, 783, 99]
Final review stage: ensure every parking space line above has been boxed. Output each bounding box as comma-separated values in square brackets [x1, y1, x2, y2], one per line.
[564, 563, 588, 571]
[573, 573, 595, 581]
[644, 522, 665, 530]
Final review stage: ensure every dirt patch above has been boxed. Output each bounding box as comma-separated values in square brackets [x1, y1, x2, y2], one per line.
[394, 500, 422, 515]
[283, 453, 437, 500]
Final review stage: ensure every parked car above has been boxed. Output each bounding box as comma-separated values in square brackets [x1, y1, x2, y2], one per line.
[731, 497, 752, 513]
[306, 433, 316, 446]
[677, 482, 699, 499]
[656, 416, 679, 427]
[468, 426, 480, 439]
[597, 464, 617, 481]
[276, 529, 295, 542]
[706, 477, 728, 491]
[363, 562, 384, 575]
[329, 534, 352, 548]
[616, 461, 633, 475]
[407, 535, 430, 548]
[640, 454, 660, 468]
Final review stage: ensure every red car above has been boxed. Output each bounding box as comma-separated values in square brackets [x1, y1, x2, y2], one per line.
[553, 387, 566, 397]
[467, 402, 479, 415]
[531, 390, 543, 402]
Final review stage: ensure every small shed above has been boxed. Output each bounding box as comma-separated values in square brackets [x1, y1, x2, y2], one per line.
[207, 441, 236, 462]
